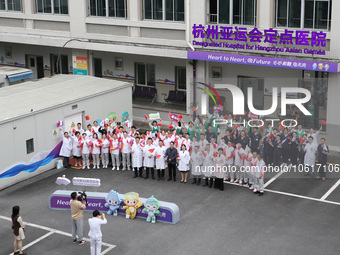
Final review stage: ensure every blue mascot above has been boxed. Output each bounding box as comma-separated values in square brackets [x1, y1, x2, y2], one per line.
[104, 190, 122, 216]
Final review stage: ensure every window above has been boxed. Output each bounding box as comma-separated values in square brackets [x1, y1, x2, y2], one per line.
[143, 0, 185, 21]
[135, 63, 155, 87]
[89, 0, 126, 18]
[176, 66, 186, 90]
[54, 0, 68, 14]
[208, 0, 256, 25]
[109, 0, 126, 17]
[0, 0, 22, 11]
[276, 0, 332, 30]
[36, 0, 68, 14]
[165, 0, 184, 21]
[51, 54, 69, 74]
[26, 138, 34, 154]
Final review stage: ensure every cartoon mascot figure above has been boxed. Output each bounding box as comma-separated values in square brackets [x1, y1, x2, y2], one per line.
[123, 192, 142, 219]
[143, 196, 160, 223]
[104, 190, 122, 216]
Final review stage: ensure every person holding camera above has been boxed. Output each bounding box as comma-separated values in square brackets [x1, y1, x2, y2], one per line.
[70, 192, 86, 245]
[11, 205, 26, 255]
[88, 210, 107, 255]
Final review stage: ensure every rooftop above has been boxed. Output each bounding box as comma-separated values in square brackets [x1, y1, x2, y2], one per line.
[0, 66, 32, 76]
[0, 75, 131, 124]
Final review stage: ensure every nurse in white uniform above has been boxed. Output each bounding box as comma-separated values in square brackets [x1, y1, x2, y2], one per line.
[303, 136, 318, 176]
[131, 137, 144, 178]
[72, 131, 82, 167]
[191, 146, 203, 185]
[60, 131, 72, 168]
[178, 144, 190, 183]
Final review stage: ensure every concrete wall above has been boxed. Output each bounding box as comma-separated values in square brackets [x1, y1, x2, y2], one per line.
[0, 42, 73, 76]
[0, 85, 132, 189]
[92, 51, 186, 103]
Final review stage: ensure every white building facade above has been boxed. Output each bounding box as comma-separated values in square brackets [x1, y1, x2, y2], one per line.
[0, 0, 340, 149]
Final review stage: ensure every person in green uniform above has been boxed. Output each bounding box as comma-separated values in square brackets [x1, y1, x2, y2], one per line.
[184, 121, 196, 141]
[149, 119, 162, 133]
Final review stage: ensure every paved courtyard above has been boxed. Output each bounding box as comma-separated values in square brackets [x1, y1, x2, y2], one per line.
[1, 164, 340, 255]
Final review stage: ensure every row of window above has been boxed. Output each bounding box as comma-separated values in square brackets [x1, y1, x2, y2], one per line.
[210, 0, 332, 30]
[89, 0, 184, 21]
[0, 0, 332, 30]
[0, 0, 21, 11]
[0, 0, 68, 14]
[276, 0, 332, 30]
[0, 0, 185, 21]
[136, 63, 186, 90]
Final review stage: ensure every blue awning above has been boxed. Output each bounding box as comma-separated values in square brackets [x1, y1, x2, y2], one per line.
[7, 71, 34, 82]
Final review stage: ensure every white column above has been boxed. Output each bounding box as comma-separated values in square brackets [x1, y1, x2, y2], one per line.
[257, 0, 272, 28]
[325, 73, 340, 150]
[128, 0, 140, 37]
[69, 0, 87, 38]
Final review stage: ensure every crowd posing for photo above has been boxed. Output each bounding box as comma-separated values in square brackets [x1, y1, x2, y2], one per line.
[59, 111, 330, 196]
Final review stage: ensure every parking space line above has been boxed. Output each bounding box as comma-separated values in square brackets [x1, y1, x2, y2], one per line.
[101, 245, 116, 255]
[0, 216, 116, 255]
[320, 179, 340, 201]
[264, 171, 284, 188]
[223, 181, 340, 206]
[9, 231, 54, 255]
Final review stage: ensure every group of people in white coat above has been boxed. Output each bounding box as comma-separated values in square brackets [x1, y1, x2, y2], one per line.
[59, 115, 330, 195]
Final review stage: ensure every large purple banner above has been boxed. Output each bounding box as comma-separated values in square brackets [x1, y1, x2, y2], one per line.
[187, 51, 338, 73]
[49, 191, 179, 224]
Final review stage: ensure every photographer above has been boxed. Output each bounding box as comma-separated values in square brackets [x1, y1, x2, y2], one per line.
[70, 192, 86, 245]
[88, 210, 107, 255]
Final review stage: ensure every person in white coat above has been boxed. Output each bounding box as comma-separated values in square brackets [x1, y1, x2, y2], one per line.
[76, 123, 84, 135]
[303, 136, 318, 176]
[213, 148, 226, 191]
[253, 154, 265, 196]
[88, 210, 107, 255]
[101, 134, 110, 169]
[183, 133, 192, 153]
[81, 133, 91, 169]
[248, 151, 258, 191]
[224, 141, 235, 181]
[121, 132, 131, 170]
[163, 132, 173, 149]
[307, 126, 322, 146]
[244, 149, 255, 187]
[91, 133, 101, 169]
[131, 137, 144, 178]
[202, 144, 215, 188]
[155, 140, 167, 180]
[191, 146, 203, 185]
[92, 121, 101, 139]
[233, 143, 245, 184]
[72, 131, 82, 167]
[60, 131, 73, 168]
[85, 124, 93, 140]
[143, 138, 155, 179]
[109, 133, 120, 171]
[178, 144, 190, 183]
